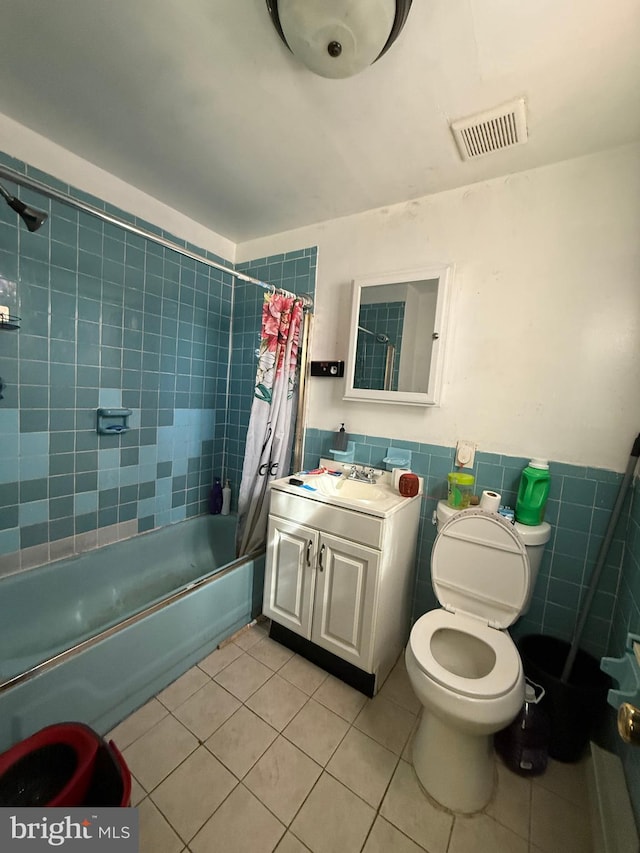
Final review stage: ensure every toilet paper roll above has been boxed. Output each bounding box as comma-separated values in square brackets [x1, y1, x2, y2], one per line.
[480, 490, 501, 513]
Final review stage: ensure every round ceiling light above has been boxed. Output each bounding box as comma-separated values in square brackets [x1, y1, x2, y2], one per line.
[265, 0, 413, 79]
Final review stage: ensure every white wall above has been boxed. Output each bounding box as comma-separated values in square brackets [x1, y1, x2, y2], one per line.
[238, 144, 640, 473]
[0, 113, 235, 262]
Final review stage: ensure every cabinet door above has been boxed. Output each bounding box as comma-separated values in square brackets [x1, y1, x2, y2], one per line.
[311, 533, 380, 670]
[263, 516, 318, 639]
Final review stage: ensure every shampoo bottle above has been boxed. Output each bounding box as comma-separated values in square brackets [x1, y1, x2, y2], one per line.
[209, 478, 223, 514]
[221, 480, 231, 515]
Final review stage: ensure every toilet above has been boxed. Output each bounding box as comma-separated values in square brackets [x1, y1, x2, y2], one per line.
[405, 503, 551, 813]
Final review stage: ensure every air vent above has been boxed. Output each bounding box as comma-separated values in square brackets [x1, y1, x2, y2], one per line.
[450, 98, 528, 161]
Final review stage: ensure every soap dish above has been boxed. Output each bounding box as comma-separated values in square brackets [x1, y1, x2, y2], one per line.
[383, 447, 412, 471]
[601, 633, 640, 710]
[329, 442, 355, 463]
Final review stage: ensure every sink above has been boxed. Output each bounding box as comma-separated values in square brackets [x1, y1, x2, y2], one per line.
[271, 471, 413, 516]
[314, 475, 387, 504]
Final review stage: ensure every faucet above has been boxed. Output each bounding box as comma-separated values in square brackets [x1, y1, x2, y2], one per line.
[347, 465, 377, 484]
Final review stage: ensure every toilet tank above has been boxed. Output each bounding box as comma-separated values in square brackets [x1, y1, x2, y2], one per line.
[435, 501, 551, 612]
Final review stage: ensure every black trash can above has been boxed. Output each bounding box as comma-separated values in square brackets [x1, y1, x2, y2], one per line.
[518, 634, 612, 763]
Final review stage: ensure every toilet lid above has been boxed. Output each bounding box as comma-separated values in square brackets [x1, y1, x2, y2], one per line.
[431, 509, 529, 628]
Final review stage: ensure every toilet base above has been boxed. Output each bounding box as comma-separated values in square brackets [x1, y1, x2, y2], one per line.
[412, 709, 496, 813]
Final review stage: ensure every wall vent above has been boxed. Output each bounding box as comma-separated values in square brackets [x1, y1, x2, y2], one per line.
[450, 98, 528, 161]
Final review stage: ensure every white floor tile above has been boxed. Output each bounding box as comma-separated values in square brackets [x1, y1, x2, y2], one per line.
[198, 641, 243, 677]
[486, 762, 531, 840]
[190, 783, 285, 853]
[156, 665, 210, 712]
[283, 699, 350, 766]
[244, 736, 322, 825]
[325, 727, 398, 808]
[123, 715, 198, 792]
[248, 636, 296, 671]
[379, 760, 453, 853]
[275, 832, 312, 853]
[245, 673, 308, 731]
[214, 652, 274, 701]
[108, 697, 168, 750]
[150, 746, 237, 843]
[138, 797, 183, 853]
[205, 705, 278, 779]
[312, 675, 368, 722]
[378, 658, 421, 715]
[279, 655, 329, 695]
[449, 813, 528, 853]
[362, 816, 426, 853]
[530, 783, 593, 853]
[172, 679, 240, 741]
[354, 694, 415, 755]
[290, 773, 376, 853]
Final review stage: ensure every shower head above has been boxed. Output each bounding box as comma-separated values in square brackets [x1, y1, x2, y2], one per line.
[0, 183, 48, 232]
[376, 333, 390, 344]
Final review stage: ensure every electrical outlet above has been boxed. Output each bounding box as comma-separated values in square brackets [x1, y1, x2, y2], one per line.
[455, 440, 476, 469]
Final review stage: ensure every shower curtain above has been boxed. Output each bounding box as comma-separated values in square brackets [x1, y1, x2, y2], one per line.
[236, 292, 304, 556]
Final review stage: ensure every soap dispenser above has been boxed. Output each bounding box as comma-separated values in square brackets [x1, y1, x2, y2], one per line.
[334, 423, 348, 452]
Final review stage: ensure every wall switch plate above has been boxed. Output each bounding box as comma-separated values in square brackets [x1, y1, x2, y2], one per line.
[310, 360, 344, 377]
[455, 440, 476, 468]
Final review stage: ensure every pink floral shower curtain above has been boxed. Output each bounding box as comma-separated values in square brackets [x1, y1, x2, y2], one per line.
[236, 292, 304, 556]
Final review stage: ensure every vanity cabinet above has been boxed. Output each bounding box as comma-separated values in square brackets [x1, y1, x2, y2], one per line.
[263, 485, 420, 694]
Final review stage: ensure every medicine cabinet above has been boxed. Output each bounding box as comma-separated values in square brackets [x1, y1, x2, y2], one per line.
[344, 264, 452, 407]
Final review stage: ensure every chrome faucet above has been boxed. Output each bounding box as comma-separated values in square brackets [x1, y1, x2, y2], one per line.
[347, 465, 377, 484]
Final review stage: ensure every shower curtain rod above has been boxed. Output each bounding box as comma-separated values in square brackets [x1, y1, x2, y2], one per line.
[0, 164, 313, 307]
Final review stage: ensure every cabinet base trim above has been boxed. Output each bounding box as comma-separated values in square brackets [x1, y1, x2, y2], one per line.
[269, 621, 376, 697]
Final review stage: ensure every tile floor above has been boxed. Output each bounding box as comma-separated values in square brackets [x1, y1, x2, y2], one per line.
[109, 622, 594, 853]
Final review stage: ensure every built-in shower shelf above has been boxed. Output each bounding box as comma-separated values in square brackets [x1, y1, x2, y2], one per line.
[0, 315, 20, 331]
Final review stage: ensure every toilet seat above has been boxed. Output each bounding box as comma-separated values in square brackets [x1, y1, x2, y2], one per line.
[409, 609, 521, 699]
[431, 509, 530, 628]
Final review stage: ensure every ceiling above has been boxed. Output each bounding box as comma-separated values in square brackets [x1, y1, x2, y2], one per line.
[1, 0, 639, 243]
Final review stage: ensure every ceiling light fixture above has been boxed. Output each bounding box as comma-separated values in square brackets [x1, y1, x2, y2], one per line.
[265, 0, 413, 79]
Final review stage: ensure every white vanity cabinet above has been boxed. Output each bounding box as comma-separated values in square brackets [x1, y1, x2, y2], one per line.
[263, 482, 420, 694]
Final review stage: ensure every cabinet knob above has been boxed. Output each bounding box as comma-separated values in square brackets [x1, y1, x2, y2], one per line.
[319, 544, 325, 572]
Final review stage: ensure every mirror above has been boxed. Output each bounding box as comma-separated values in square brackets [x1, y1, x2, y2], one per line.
[344, 264, 452, 406]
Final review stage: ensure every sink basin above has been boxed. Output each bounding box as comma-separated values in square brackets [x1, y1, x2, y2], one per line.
[314, 475, 387, 504]
[271, 471, 413, 516]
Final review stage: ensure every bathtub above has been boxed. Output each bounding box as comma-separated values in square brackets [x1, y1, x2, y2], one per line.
[0, 514, 265, 752]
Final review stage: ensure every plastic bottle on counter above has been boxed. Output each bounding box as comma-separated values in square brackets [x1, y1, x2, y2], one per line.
[209, 478, 223, 514]
[221, 480, 231, 515]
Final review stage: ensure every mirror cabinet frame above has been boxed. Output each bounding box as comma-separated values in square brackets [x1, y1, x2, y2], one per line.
[343, 263, 452, 407]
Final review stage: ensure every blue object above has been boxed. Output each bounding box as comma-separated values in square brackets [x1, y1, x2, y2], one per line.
[382, 447, 412, 471]
[600, 632, 640, 710]
[0, 514, 263, 751]
[329, 441, 355, 463]
[97, 408, 131, 435]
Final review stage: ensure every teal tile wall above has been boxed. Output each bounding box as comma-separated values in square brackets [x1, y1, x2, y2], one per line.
[356, 301, 404, 390]
[225, 250, 317, 505]
[303, 428, 628, 660]
[0, 153, 233, 571]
